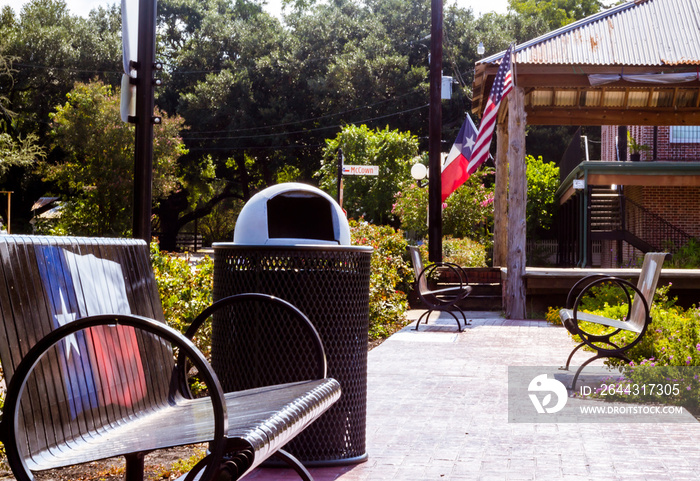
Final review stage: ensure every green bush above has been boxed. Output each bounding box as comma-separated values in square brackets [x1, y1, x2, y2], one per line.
[668, 238, 700, 268]
[350, 220, 413, 340]
[392, 168, 494, 244]
[150, 240, 214, 357]
[416, 237, 488, 268]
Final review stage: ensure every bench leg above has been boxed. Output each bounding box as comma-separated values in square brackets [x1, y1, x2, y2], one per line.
[414, 309, 432, 330]
[124, 452, 145, 481]
[272, 449, 314, 481]
[453, 305, 470, 328]
[560, 342, 585, 371]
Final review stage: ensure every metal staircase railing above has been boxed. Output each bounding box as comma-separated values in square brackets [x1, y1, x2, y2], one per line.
[621, 196, 694, 253]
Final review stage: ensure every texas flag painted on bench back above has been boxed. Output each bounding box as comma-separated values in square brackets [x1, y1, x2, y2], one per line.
[36, 246, 147, 418]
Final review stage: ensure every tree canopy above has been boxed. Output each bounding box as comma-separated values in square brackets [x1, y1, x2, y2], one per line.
[0, 0, 604, 242]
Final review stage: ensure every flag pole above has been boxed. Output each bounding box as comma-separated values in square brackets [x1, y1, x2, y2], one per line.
[428, 0, 443, 263]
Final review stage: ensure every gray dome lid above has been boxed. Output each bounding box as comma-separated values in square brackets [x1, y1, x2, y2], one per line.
[233, 183, 351, 246]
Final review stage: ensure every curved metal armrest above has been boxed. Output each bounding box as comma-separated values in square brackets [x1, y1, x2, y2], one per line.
[566, 273, 610, 308]
[1, 314, 228, 481]
[183, 293, 328, 380]
[571, 277, 651, 354]
[417, 263, 471, 306]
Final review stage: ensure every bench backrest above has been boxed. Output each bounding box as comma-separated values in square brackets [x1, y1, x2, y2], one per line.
[0, 236, 174, 462]
[408, 246, 429, 294]
[628, 252, 667, 331]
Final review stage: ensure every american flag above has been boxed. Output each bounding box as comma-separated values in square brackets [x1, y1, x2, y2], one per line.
[462, 44, 514, 190]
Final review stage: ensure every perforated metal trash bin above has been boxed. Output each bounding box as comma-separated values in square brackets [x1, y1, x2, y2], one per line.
[211, 183, 371, 465]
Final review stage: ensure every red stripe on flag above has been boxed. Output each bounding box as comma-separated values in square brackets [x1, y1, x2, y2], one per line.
[441, 153, 469, 201]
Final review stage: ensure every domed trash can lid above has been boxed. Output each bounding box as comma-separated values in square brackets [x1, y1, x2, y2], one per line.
[233, 182, 350, 246]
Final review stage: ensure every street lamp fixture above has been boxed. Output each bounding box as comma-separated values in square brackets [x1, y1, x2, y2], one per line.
[477, 41, 485, 56]
[411, 163, 429, 188]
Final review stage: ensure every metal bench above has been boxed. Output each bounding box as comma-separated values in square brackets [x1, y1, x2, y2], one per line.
[0, 235, 341, 481]
[558, 252, 668, 390]
[408, 246, 472, 332]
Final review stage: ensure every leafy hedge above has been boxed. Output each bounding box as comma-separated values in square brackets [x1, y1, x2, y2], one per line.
[150, 241, 214, 357]
[349, 220, 413, 340]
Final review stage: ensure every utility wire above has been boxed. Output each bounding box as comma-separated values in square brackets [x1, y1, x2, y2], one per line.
[185, 104, 429, 142]
[182, 88, 426, 136]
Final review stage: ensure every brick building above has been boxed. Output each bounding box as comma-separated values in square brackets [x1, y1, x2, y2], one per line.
[588, 125, 700, 267]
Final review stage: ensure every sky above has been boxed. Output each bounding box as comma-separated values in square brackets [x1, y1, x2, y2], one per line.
[0, 0, 510, 20]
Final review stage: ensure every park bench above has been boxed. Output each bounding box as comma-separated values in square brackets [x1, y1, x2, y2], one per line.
[559, 252, 668, 390]
[408, 246, 472, 332]
[0, 235, 341, 481]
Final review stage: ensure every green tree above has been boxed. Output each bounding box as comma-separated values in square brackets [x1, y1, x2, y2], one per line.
[508, 0, 604, 30]
[42, 80, 186, 236]
[0, 0, 122, 136]
[317, 124, 419, 224]
[525, 154, 559, 240]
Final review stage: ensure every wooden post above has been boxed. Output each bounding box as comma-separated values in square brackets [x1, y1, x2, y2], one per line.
[493, 122, 508, 267]
[505, 87, 527, 319]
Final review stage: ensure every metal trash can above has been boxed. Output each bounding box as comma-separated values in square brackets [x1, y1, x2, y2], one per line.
[212, 183, 371, 465]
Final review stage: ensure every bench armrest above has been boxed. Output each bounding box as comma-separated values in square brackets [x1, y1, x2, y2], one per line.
[565, 276, 651, 355]
[183, 293, 328, 380]
[1, 314, 228, 481]
[417, 262, 471, 306]
[565, 273, 610, 308]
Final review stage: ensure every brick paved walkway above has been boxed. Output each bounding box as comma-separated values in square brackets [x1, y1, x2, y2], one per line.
[247, 311, 700, 480]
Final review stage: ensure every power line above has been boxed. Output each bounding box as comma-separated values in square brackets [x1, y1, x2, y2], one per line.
[185, 104, 429, 142]
[182, 88, 426, 136]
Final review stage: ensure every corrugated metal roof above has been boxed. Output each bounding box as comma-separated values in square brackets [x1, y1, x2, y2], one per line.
[480, 0, 700, 67]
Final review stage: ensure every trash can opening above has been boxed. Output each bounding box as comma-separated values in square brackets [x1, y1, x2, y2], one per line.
[267, 193, 335, 242]
[233, 182, 351, 246]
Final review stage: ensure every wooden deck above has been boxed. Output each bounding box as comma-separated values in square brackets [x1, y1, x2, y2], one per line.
[513, 266, 700, 314]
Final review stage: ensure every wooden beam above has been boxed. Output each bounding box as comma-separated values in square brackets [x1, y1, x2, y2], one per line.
[525, 108, 700, 126]
[506, 87, 527, 319]
[493, 122, 508, 267]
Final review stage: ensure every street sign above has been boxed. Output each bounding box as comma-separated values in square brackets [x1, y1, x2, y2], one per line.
[342, 165, 379, 176]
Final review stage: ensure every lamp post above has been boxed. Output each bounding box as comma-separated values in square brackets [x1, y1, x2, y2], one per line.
[428, 0, 443, 262]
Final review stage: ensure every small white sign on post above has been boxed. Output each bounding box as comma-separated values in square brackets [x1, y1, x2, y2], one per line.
[342, 165, 379, 176]
[573, 179, 586, 190]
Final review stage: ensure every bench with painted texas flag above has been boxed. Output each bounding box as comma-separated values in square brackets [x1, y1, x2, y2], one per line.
[0, 235, 340, 481]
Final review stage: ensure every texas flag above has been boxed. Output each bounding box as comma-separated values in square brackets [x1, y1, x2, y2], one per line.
[440, 113, 479, 202]
[36, 246, 147, 418]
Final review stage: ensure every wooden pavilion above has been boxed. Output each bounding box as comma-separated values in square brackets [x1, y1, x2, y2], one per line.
[470, 0, 700, 318]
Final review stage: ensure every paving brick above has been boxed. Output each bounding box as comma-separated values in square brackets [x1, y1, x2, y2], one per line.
[248, 311, 700, 480]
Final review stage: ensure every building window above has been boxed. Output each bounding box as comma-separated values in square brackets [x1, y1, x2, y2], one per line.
[670, 126, 700, 143]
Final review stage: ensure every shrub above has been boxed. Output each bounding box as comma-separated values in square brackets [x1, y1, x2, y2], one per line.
[416, 237, 488, 268]
[392, 168, 494, 244]
[350, 220, 413, 340]
[668, 238, 700, 268]
[150, 240, 214, 357]
[391, 179, 428, 240]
